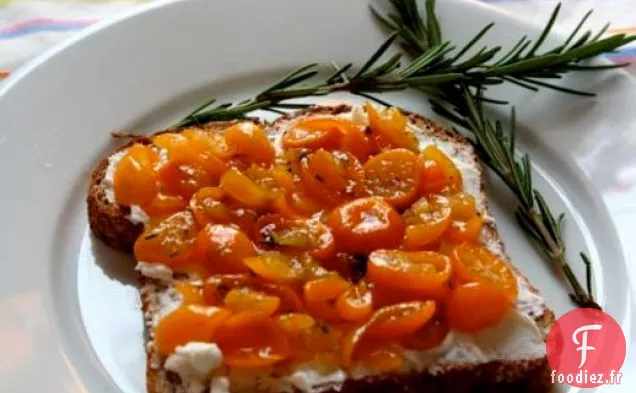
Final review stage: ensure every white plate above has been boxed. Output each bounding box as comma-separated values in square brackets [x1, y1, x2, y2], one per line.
[0, 0, 634, 392]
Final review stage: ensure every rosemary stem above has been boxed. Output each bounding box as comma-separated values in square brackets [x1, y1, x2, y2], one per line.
[528, 211, 601, 309]
[528, 211, 562, 258]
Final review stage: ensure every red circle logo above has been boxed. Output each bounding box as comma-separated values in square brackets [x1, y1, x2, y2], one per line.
[546, 308, 626, 388]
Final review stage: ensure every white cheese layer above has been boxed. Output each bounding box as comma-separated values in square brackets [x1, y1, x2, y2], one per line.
[136, 261, 173, 282]
[128, 205, 150, 225]
[165, 342, 223, 393]
[286, 367, 347, 393]
[102, 150, 126, 204]
[210, 377, 231, 393]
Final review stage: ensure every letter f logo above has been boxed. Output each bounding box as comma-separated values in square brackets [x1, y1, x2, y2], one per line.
[572, 324, 602, 368]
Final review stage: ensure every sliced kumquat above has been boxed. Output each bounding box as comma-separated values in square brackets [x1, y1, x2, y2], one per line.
[182, 128, 232, 160]
[443, 215, 483, 244]
[198, 153, 227, 181]
[196, 224, 256, 274]
[450, 243, 518, 301]
[114, 147, 158, 206]
[216, 311, 290, 368]
[341, 301, 434, 366]
[175, 282, 205, 305]
[155, 305, 231, 355]
[244, 164, 291, 200]
[180, 130, 228, 177]
[363, 149, 421, 209]
[225, 122, 275, 165]
[369, 284, 403, 308]
[203, 274, 252, 305]
[288, 186, 324, 217]
[327, 197, 404, 255]
[402, 195, 452, 250]
[367, 250, 452, 295]
[341, 324, 369, 367]
[365, 103, 418, 152]
[142, 193, 187, 218]
[300, 149, 365, 206]
[283, 117, 372, 163]
[355, 344, 404, 373]
[402, 317, 450, 350]
[320, 253, 365, 282]
[153, 133, 199, 164]
[420, 145, 463, 193]
[302, 254, 332, 280]
[254, 215, 336, 260]
[243, 251, 305, 283]
[277, 313, 316, 335]
[419, 158, 448, 195]
[446, 282, 510, 333]
[366, 301, 436, 339]
[128, 143, 160, 165]
[220, 167, 269, 209]
[370, 283, 450, 308]
[335, 281, 373, 322]
[339, 122, 372, 163]
[270, 194, 303, 219]
[303, 276, 350, 322]
[313, 353, 343, 374]
[223, 204, 259, 234]
[271, 165, 295, 194]
[437, 240, 456, 256]
[134, 211, 198, 265]
[189, 187, 232, 227]
[299, 321, 343, 355]
[223, 287, 281, 316]
[155, 131, 227, 180]
[283, 118, 344, 150]
[254, 281, 305, 313]
[158, 161, 214, 200]
[448, 193, 477, 221]
[280, 148, 308, 178]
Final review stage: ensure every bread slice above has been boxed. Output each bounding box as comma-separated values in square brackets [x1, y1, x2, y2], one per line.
[87, 104, 555, 393]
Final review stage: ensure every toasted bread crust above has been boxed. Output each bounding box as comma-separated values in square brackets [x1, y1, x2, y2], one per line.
[89, 105, 555, 393]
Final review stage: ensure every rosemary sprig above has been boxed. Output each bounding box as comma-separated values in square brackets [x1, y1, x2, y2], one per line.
[377, 0, 605, 309]
[373, 0, 635, 98]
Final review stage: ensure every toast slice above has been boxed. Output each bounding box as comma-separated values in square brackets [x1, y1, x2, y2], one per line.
[87, 104, 555, 393]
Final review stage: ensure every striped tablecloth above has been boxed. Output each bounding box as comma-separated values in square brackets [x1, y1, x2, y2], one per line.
[1, 0, 635, 79]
